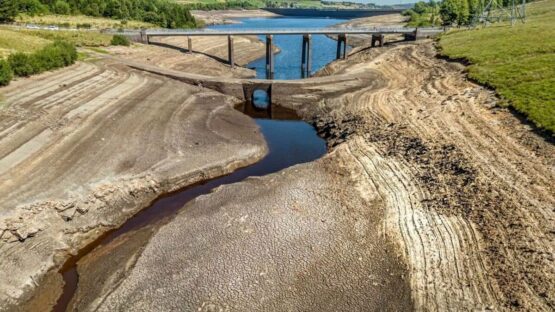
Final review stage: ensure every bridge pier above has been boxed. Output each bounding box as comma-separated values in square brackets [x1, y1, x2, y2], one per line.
[140, 30, 149, 44]
[228, 35, 235, 68]
[336, 34, 348, 60]
[301, 34, 312, 78]
[265, 35, 274, 79]
[187, 37, 193, 54]
[371, 34, 384, 47]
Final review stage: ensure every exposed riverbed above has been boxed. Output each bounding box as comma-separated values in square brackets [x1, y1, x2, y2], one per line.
[54, 16, 342, 311]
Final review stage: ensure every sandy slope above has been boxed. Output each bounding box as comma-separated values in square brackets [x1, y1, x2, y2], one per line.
[0, 60, 267, 310]
[316, 41, 554, 310]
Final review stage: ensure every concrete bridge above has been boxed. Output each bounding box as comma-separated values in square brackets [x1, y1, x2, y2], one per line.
[138, 27, 443, 79]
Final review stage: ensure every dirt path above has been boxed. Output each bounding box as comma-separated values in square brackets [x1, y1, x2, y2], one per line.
[0, 60, 267, 311]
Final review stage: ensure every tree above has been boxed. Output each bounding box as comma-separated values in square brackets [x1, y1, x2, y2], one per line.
[441, 0, 460, 25]
[53, 0, 69, 14]
[413, 1, 429, 14]
[0, 0, 19, 22]
[457, 0, 470, 25]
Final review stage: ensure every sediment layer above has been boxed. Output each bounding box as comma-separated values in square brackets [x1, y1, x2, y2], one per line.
[0, 60, 267, 310]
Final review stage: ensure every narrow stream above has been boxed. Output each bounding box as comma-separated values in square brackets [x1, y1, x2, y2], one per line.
[54, 16, 347, 311]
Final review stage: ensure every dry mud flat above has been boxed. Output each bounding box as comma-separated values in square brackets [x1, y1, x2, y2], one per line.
[192, 9, 278, 25]
[70, 41, 554, 311]
[0, 60, 267, 310]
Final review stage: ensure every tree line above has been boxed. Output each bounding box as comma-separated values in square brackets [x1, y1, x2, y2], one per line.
[404, 0, 526, 26]
[0, 0, 197, 28]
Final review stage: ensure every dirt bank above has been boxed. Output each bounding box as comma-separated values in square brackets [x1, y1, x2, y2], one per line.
[192, 9, 278, 25]
[314, 41, 555, 310]
[0, 60, 267, 310]
[70, 40, 554, 311]
[330, 13, 407, 47]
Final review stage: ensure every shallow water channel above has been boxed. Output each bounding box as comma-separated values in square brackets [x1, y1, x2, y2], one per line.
[54, 17, 348, 311]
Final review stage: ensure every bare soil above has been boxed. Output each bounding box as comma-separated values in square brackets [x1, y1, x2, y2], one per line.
[72, 40, 554, 311]
[0, 59, 267, 310]
[192, 9, 278, 25]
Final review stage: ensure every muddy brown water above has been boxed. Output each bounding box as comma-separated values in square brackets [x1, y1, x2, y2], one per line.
[53, 106, 327, 311]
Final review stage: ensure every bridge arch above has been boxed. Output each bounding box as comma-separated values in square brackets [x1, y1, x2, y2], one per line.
[242, 83, 273, 118]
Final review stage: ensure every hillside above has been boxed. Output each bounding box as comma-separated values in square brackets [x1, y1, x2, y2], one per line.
[439, 0, 555, 133]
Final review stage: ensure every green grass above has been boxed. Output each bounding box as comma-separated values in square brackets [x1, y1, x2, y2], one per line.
[0, 28, 50, 58]
[16, 14, 155, 29]
[0, 26, 114, 60]
[439, 0, 555, 133]
[16, 28, 113, 47]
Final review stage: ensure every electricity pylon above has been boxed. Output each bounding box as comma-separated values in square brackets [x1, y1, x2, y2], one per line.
[474, 0, 526, 26]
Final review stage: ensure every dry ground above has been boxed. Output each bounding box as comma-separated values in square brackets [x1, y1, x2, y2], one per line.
[0, 12, 553, 311]
[192, 9, 278, 25]
[0, 58, 267, 310]
[314, 41, 555, 310]
[65, 40, 554, 311]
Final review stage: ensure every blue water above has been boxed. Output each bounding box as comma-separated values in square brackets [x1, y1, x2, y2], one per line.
[208, 17, 350, 79]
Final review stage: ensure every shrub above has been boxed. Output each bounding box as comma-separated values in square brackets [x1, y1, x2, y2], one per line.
[8, 53, 35, 77]
[53, 0, 70, 15]
[111, 34, 130, 46]
[76, 23, 92, 29]
[0, 60, 13, 86]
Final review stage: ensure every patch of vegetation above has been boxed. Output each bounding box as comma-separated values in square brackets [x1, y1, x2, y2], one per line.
[111, 34, 130, 46]
[16, 14, 155, 29]
[439, 0, 555, 133]
[18, 28, 113, 47]
[0, 28, 50, 58]
[0, 59, 12, 86]
[403, 1, 442, 26]
[6, 41, 77, 79]
[0, 40, 77, 87]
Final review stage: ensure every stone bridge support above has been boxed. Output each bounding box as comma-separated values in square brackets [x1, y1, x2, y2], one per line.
[301, 34, 312, 78]
[140, 30, 149, 44]
[228, 35, 235, 68]
[371, 34, 385, 47]
[336, 34, 348, 60]
[265, 35, 275, 79]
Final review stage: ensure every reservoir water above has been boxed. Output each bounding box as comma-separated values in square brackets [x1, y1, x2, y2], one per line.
[209, 17, 350, 79]
[54, 16, 343, 311]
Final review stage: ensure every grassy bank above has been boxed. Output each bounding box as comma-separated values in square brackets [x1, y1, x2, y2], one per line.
[16, 14, 155, 30]
[0, 28, 50, 58]
[439, 0, 555, 133]
[0, 27, 112, 55]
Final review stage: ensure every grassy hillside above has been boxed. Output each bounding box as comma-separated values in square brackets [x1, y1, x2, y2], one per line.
[0, 26, 112, 58]
[439, 0, 555, 133]
[0, 28, 50, 58]
[16, 14, 155, 29]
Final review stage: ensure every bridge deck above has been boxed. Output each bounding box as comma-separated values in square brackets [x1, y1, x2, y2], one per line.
[144, 27, 443, 37]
